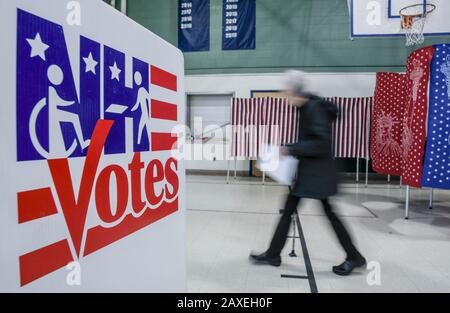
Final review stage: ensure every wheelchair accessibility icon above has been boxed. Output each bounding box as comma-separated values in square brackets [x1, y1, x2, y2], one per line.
[29, 64, 91, 159]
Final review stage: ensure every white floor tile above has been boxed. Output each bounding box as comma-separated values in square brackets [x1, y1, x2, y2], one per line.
[186, 175, 450, 293]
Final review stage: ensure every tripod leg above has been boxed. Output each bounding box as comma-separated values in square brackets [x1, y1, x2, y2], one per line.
[289, 213, 298, 257]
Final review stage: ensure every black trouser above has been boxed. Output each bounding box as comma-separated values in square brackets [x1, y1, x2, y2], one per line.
[266, 194, 361, 260]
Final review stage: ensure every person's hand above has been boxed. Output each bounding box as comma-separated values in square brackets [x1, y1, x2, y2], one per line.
[279, 146, 289, 156]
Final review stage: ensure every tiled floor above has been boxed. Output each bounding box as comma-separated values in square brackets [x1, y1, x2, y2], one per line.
[186, 175, 450, 293]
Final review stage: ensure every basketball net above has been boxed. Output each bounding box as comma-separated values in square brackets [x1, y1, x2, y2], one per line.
[402, 15, 426, 46]
[400, 3, 436, 47]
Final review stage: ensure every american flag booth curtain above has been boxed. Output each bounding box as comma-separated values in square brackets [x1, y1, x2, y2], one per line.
[330, 97, 373, 159]
[231, 97, 299, 158]
[231, 96, 373, 160]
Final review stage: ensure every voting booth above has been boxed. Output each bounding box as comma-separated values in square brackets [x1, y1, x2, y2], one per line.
[0, 0, 186, 292]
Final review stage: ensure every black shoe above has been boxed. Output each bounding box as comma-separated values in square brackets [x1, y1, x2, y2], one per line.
[249, 252, 282, 267]
[332, 256, 366, 276]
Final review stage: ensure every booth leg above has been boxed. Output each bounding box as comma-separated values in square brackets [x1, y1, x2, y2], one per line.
[226, 160, 230, 184]
[405, 185, 410, 220]
[356, 158, 360, 182]
[365, 158, 369, 187]
[429, 188, 434, 210]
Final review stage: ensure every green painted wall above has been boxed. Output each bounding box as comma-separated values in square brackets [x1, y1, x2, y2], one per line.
[126, 0, 450, 74]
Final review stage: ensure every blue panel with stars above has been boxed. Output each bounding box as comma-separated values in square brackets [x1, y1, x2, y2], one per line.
[16, 9, 100, 161]
[422, 44, 450, 189]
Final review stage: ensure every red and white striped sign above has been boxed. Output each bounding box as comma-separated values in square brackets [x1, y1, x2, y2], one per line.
[332, 97, 373, 159]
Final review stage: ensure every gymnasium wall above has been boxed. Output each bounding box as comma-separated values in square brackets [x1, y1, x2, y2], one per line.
[126, 0, 450, 75]
[183, 72, 377, 173]
[116, 0, 450, 174]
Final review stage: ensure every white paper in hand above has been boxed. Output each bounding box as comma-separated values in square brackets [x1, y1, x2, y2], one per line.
[257, 145, 299, 185]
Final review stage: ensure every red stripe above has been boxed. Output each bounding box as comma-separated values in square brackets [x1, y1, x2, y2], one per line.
[347, 98, 358, 158]
[360, 98, 364, 158]
[231, 98, 236, 157]
[336, 98, 342, 157]
[239, 99, 244, 156]
[244, 99, 248, 157]
[151, 132, 177, 151]
[150, 66, 177, 91]
[262, 98, 268, 150]
[339, 98, 348, 158]
[151, 99, 177, 121]
[348, 98, 353, 158]
[357, 98, 363, 158]
[245, 98, 250, 157]
[346, 98, 351, 158]
[19, 239, 73, 286]
[290, 105, 296, 143]
[255, 99, 258, 157]
[339, 99, 344, 157]
[252, 99, 255, 158]
[84, 200, 178, 257]
[281, 99, 286, 144]
[257, 98, 262, 156]
[277, 98, 282, 145]
[267, 98, 272, 145]
[17, 187, 58, 224]
[235, 98, 239, 157]
[248, 98, 251, 157]
[247, 99, 251, 158]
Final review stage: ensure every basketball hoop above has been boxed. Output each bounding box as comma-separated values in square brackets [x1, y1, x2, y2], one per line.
[399, 3, 436, 46]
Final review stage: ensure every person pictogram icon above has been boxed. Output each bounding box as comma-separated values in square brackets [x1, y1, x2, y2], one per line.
[131, 71, 151, 145]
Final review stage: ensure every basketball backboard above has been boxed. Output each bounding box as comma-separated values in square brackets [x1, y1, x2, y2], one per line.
[350, 0, 450, 37]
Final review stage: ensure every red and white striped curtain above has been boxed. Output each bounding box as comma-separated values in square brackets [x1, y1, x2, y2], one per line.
[231, 97, 299, 158]
[231, 96, 373, 160]
[331, 97, 373, 159]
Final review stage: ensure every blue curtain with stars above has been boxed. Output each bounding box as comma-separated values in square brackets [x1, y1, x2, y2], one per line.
[422, 44, 450, 189]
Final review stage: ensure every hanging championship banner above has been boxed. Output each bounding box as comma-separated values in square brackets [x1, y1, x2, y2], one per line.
[178, 0, 210, 52]
[422, 44, 450, 189]
[222, 0, 255, 50]
[1, 0, 186, 292]
[371, 73, 407, 176]
[401, 46, 435, 188]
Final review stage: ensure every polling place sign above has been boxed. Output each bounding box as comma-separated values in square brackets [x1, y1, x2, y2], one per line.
[0, 0, 186, 292]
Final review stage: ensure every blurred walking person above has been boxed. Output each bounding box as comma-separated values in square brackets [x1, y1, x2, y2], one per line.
[250, 70, 366, 276]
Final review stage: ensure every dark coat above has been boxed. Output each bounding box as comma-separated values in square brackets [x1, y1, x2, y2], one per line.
[288, 95, 338, 199]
